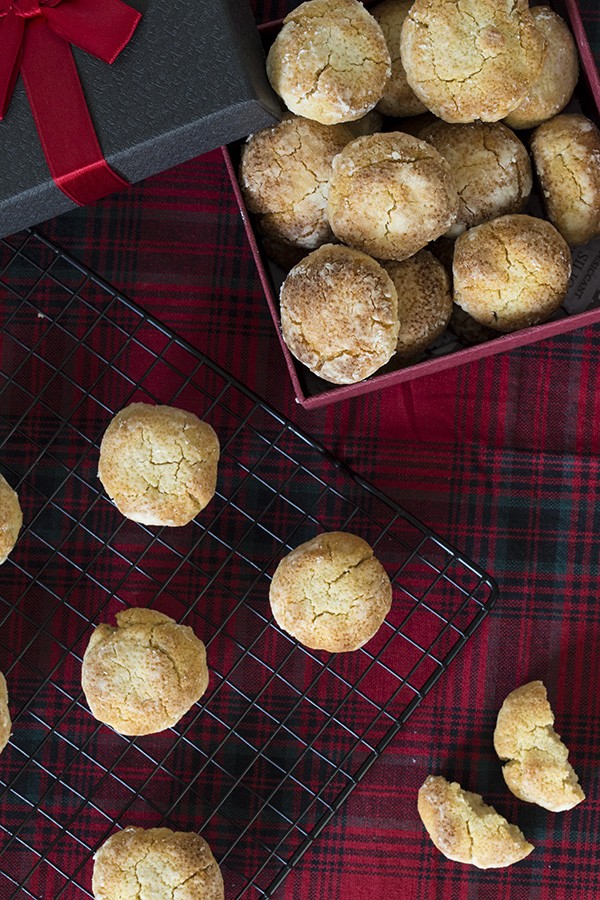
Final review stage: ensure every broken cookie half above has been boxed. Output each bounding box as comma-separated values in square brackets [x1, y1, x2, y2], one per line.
[417, 775, 534, 868]
[494, 680, 585, 812]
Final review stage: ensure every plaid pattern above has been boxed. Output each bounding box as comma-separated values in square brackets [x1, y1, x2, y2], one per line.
[0, 1, 598, 898]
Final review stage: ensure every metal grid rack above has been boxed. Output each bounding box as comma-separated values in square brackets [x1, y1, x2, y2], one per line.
[0, 230, 497, 898]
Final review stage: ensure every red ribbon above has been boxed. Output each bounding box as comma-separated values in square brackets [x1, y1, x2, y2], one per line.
[0, 0, 141, 206]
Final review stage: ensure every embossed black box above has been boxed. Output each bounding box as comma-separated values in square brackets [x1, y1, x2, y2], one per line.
[0, 0, 280, 238]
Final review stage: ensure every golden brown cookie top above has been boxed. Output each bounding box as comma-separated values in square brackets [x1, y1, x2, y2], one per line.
[418, 775, 534, 868]
[400, 0, 547, 123]
[0, 672, 11, 756]
[280, 244, 399, 384]
[494, 681, 585, 812]
[81, 608, 209, 736]
[328, 132, 459, 261]
[453, 214, 571, 332]
[504, 7, 579, 130]
[0, 473, 22, 565]
[531, 113, 600, 247]
[98, 403, 219, 527]
[240, 114, 351, 251]
[92, 827, 224, 900]
[269, 531, 393, 652]
[372, 0, 427, 118]
[266, 0, 391, 125]
[419, 121, 532, 234]
[383, 252, 452, 359]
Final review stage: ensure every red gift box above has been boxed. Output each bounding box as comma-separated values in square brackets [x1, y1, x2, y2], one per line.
[223, 0, 600, 411]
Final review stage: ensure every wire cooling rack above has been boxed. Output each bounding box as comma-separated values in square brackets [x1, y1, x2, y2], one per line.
[0, 229, 497, 898]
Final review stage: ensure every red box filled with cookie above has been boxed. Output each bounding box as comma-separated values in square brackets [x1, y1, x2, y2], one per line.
[223, 0, 600, 410]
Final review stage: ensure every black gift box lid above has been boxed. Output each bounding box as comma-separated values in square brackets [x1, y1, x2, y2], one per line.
[0, 0, 281, 237]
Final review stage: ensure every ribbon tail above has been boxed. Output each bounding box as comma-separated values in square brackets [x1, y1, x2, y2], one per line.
[44, 0, 142, 64]
[0, 15, 25, 119]
[20, 17, 129, 207]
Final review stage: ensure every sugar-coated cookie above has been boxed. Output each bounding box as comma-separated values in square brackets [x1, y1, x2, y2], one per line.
[240, 115, 351, 256]
[504, 7, 579, 130]
[92, 827, 224, 899]
[328, 132, 459, 261]
[531, 114, 600, 247]
[267, 0, 391, 125]
[269, 531, 392, 652]
[383, 252, 452, 359]
[98, 403, 219, 527]
[0, 672, 11, 756]
[419, 121, 532, 236]
[494, 681, 585, 812]
[0, 472, 22, 564]
[400, 0, 547, 123]
[453, 214, 571, 332]
[372, 0, 427, 118]
[418, 775, 534, 868]
[82, 608, 209, 736]
[280, 244, 399, 384]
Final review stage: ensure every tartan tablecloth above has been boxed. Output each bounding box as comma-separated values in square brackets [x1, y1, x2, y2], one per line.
[7, 0, 600, 896]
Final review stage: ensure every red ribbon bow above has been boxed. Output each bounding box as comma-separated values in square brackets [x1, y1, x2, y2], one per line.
[0, 0, 141, 205]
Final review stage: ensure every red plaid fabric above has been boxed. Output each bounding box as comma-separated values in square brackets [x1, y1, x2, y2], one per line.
[5, 0, 600, 897]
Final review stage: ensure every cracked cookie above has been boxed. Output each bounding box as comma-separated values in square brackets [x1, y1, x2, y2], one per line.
[0, 472, 22, 565]
[452, 214, 571, 332]
[266, 0, 391, 125]
[0, 672, 11, 755]
[531, 113, 600, 247]
[504, 7, 579, 131]
[494, 680, 585, 812]
[418, 775, 534, 868]
[372, 0, 427, 118]
[400, 0, 547, 123]
[279, 244, 399, 384]
[327, 132, 459, 261]
[98, 402, 219, 527]
[240, 114, 351, 262]
[92, 826, 224, 899]
[81, 608, 209, 736]
[269, 531, 392, 652]
[383, 251, 452, 360]
[419, 121, 532, 236]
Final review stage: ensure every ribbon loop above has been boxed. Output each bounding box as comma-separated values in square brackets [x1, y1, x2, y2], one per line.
[10, 1, 42, 19]
[0, 0, 141, 204]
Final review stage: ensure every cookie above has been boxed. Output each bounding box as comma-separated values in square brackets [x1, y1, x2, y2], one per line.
[453, 214, 571, 332]
[494, 680, 585, 812]
[327, 132, 459, 261]
[531, 113, 600, 247]
[383, 251, 452, 359]
[504, 7, 579, 130]
[400, 0, 547, 123]
[240, 114, 351, 254]
[372, 0, 427, 118]
[419, 121, 532, 236]
[92, 827, 224, 900]
[280, 244, 399, 384]
[266, 0, 391, 125]
[418, 775, 534, 868]
[98, 402, 219, 527]
[0, 672, 11, 756]
[269, 531, 392, 652]
[0, 472, 22, 565]
[81, 608, 209, 736]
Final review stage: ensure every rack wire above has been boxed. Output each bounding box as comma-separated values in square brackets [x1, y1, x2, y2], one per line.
[0, 229, 497, 898]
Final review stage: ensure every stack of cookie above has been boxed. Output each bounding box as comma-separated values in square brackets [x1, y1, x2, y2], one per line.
[239, 0, 600, 384]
